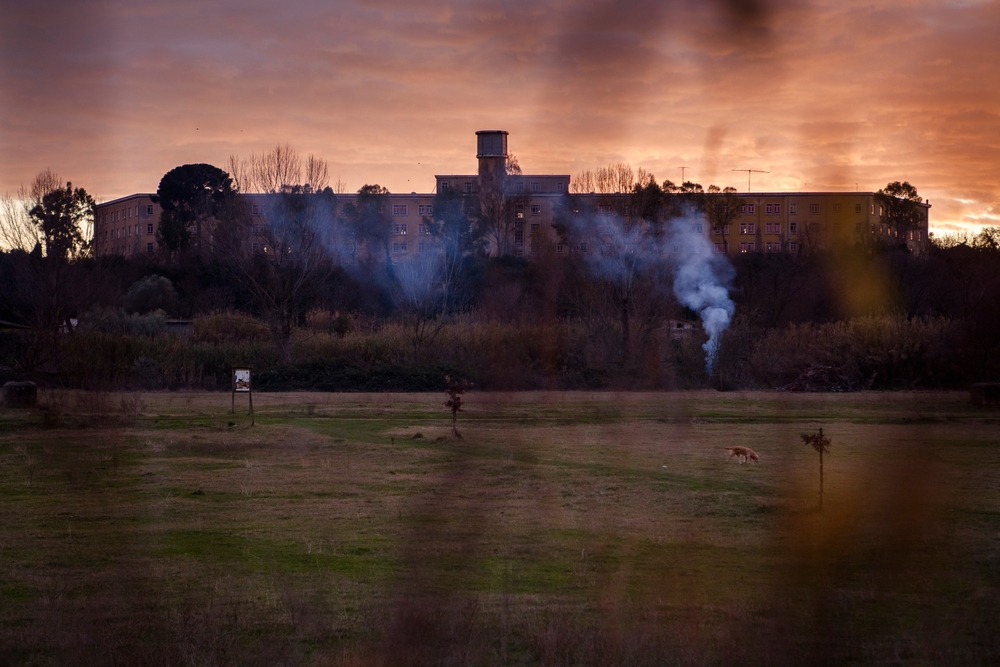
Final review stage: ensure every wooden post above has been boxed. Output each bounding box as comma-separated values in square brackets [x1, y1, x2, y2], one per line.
[249, 389, 254, 426]
[818, 428, 824, 511]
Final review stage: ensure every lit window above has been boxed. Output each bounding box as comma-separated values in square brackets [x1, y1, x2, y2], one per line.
[392, 204, 408, 216]
[147, 223, 153, 234]
[530, 204, 541, 215]
[515, 204, 524, 219]
[739, 242, 754, 253]
[739, 222, 755, 234]
[741, 204, 755, 215]
[765, 203, 781, 215]
[393, 223, 408, 235]
[809, 203, 820, 214]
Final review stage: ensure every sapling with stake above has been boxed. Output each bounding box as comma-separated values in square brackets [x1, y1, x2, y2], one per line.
[444, 375, 471, 438]
[801, 427, 832, 510]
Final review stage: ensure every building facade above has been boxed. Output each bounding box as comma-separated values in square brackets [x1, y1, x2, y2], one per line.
[92, 131, 929, 260]
[92, 194, 162, 258]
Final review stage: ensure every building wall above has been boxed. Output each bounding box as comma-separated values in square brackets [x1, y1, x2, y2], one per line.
[93, 194, 161, 258]
[703, 192, 928, 257]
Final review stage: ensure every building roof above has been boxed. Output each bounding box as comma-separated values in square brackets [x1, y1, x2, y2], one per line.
[96, 193, 156, 207]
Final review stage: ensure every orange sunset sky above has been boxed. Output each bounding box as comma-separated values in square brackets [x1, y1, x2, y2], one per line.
[2, 0, 999, 234]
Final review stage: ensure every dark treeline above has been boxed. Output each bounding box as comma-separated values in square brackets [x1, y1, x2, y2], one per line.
[2, 163, 999, 391]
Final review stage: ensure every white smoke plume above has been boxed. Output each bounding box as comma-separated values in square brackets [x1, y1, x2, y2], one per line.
[666, 211, 736, 373]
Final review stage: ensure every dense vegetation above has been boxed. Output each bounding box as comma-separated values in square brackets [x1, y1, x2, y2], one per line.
[2, 233, 999, 391]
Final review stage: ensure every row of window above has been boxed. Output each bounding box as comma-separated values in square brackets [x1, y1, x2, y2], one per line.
[391, 242, 431, 254]
[392, 223, 434, 236]
[714, 222, 801, 235]
[390, 204, 435, 216]
[102, 223, 155, 242]
[100, 204, 154, 225]
[735, 203, 868, 216]
[712, 242, 800, 253]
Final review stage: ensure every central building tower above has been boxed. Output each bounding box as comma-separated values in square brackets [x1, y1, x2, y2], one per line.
[476, 130, 508, 179]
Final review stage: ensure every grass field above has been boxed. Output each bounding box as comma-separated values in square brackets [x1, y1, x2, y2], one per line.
[1, 390, 999, 666]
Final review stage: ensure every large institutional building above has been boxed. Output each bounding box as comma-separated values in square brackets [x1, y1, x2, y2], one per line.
[92, 130, 930, 260]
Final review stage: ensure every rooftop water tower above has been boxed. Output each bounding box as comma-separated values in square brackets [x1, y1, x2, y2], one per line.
[476, 130, 508, 178]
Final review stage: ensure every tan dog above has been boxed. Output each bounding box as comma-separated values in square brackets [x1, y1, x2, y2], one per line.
[725, 446, 759, 464]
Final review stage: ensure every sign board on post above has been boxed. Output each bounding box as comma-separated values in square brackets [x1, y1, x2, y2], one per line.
[234, 369, 251, 392]
[232, 367, 254, 425]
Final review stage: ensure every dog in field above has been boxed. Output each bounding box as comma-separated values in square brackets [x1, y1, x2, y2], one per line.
[725, 446, 759, 464]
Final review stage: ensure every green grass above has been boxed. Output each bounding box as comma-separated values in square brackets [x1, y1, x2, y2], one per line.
[0, 390, 998, 665]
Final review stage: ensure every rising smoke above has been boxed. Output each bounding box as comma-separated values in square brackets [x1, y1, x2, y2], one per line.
[666, 210, 736, 373]
[570, 204, 736, 374]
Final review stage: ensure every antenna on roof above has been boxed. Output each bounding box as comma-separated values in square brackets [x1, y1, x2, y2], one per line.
[731, 168, 769, 193]
[678, 166, 690, 184]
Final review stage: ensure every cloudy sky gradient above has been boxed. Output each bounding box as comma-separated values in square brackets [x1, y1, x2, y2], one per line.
[2, 0, 998, 232]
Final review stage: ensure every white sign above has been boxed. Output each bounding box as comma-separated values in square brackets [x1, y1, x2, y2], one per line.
[234, 369, 251, 392]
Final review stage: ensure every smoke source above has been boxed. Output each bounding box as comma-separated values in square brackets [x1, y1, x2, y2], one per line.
[668, 211, 736, 373]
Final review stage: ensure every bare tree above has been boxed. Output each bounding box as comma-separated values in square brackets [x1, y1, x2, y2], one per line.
[305, 155, 330, 193]
[215, 189, 337, 361]
[229, 145, 305, 194]
[572, 163, 654, 195]
[558, 172, 668, 361]
[0, 169, 64, 252]
[392, 255, 448, 365]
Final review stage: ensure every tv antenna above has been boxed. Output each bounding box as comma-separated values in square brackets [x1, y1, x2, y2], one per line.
[678, 166, 690, 184]
[732, 168, 769, 192]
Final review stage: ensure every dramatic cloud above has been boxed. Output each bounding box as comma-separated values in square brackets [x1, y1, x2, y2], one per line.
[2, 0, 998, 232]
